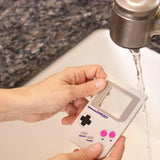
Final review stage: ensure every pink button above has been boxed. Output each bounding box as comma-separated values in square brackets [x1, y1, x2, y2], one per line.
[100, 130, 107, 137]
[109, 131, 116, 138]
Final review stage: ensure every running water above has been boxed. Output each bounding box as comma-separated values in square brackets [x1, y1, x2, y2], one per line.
[130, 49, 152, 160]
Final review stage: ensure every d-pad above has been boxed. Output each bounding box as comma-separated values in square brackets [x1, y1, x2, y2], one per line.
[80, 115, 91, 126]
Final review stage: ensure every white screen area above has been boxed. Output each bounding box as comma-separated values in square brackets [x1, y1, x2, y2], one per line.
[100, 87, 132, 119]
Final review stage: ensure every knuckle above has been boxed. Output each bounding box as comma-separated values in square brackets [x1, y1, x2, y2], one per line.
[96, 64, 102, 68]
[84, 83, 92, 95]
[95, 64, 103, 70]
[64, 66, 74, 72]
[95, 64, 107, 78]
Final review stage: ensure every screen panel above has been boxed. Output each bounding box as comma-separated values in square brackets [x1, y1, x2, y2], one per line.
[91, 81, 140, 121]
[99, 87, 132, 119]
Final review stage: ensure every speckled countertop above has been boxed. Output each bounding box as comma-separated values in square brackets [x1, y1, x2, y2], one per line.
[0, 0, 160, 88]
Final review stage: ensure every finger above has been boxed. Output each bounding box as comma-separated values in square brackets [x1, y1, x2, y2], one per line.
[65, 103, 77, 116]
[74, 98, 88, 108]
[61, 115, 76, 125]
[70, 78, 107, 98]
[79, 65, 107, 80]
[73, 149, 79, 152]
[62, 98, 88, 125]
[105, 136, 125, 160]
[74, 98, 88, 114]
[63, 65, 107, 85]
[67, 143, 102, 160]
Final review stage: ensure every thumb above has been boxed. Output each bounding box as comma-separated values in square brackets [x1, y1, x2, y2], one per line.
[68, 143, 102, 160]
[70, 78, 106, 98]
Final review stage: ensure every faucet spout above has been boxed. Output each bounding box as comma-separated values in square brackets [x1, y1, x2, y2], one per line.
[110, 0, 160, 49]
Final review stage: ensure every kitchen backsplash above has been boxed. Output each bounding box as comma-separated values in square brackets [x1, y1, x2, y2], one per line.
[0, 0, 159, 88]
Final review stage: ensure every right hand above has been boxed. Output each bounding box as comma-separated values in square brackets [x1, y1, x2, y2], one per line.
[47, 136, 125, 160]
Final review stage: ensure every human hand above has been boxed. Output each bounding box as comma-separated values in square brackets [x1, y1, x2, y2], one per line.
[0, 65, 106, 122]
[24, 65, 107, 122]
[47, 136, 125, 160]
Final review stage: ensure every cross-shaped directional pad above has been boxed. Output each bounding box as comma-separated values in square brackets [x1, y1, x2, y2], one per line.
[80, 115, 91, 126]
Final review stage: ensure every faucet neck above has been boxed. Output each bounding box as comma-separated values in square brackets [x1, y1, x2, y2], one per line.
[110, 0, 160, 49]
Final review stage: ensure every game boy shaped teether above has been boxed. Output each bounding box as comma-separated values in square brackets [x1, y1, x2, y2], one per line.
[66, 78, 147, 159]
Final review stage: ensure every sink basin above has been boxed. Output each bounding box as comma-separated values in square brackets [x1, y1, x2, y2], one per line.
[0, 29, 160, 160]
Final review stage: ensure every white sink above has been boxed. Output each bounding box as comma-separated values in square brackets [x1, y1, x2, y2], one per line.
[0, 30, 160, 160]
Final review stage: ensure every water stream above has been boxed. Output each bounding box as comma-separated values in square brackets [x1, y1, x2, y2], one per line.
[130, 49, 152, 160]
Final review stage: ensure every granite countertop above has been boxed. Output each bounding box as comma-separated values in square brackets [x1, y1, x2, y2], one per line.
[0, 0, 160, 88]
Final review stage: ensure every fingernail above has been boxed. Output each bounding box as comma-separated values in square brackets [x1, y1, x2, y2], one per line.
[90, 143, 102, 153]
[95, 79, 105, 89]
[62, 119, 70, 125]
[122, 136, 126, 141]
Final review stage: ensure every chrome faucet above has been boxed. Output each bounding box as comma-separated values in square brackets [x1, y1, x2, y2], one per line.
[110, 0, 160, 49]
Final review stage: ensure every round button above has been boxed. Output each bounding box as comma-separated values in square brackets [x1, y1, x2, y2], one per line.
[109, 131, 116, 138]
[100, 130, 107, 137]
